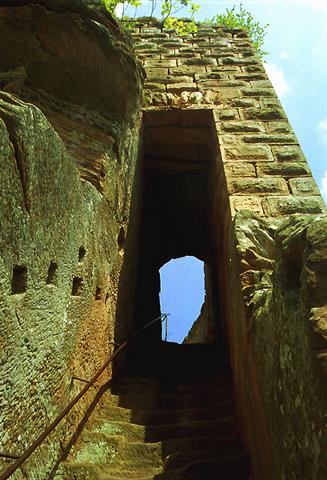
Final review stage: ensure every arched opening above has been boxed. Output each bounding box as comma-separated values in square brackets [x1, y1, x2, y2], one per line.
[159, 256, 205, 343]
[126, 108, 230, 376]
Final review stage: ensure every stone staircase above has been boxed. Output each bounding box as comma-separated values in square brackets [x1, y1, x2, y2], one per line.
[54, 345, 251, 480]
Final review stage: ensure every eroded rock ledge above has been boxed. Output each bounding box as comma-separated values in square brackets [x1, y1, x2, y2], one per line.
[0, 0, 144, 193]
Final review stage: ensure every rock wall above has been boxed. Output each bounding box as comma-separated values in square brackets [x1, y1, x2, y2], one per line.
[0, 2, 143, 478]
[0, 8, 326, 480]
[133, 19, 326, 479]
[227, 212, 327, 479]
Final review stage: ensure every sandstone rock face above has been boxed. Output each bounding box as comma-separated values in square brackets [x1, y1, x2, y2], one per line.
[1, 8, 326, 480]
[227, 211, 327, 479]
[0, 2, 143, 478]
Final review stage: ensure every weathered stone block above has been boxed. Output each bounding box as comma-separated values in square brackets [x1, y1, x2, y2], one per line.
[264, 196, 325, 216]
[234, 73, 267, 81]
[170, 66, 206, 76]
[198, 79, 247, 89]
[195, 72, 229, 81]
[210, 48, 234, 57]
[242, 107, 286, 121]
[209, 65, 240, 72]
[241, 87, 275, 97]
[166, 82, 197, 93]
[289, 178, 321, 196]
[217, 109, 239, 120]
[207, 88, 241, 102]
[266, 122, 293, 133]
[208, 40, 230, 48]
[135, 32, 168, 38]
[144, 82, 166, 91]
[181, 57, 217, 66]
[260, 97, 283, 109]
[273, 146, 306, 162]
[250, 80, 272, 88]
[225, 162, 256, 177]
[221, 145, 274, 162]
[227, 177, 289, 195]
[221, 56, 259, 65]
[134, 42, 158, 50]
[242, 65, 265, 73]
[257, 162, 311, 177]
[146, 75, 193, 84]
[243, 133, 297, 144]
[138, 27, 162, 34]
[231, 98, 259, 108]
[221, 121, 264, 133]
[230, 195, 264, 216]
[144, 59, 177, 67]
[146, 67, 169, 76]
[159, 41, 184, 48]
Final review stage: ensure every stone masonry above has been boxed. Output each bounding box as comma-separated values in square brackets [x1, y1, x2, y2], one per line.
[133, 20, 324, 218]
[132, 19, 327, 480]
[0, 6, 326, 480]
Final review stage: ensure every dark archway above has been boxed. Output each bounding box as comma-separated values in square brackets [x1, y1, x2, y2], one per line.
[127, 109, 228, 375]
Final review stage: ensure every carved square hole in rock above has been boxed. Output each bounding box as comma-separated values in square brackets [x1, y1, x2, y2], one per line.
[78, 246, 86, 262]
[72, 277, 83, 296]
[46, 261, 58, 285]
[11, 265, 27, 294]
[95, 287, 102, 300]
[117, 227, 126, 251]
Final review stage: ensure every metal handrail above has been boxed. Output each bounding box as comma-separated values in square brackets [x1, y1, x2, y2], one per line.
[0, 313, 168, 480]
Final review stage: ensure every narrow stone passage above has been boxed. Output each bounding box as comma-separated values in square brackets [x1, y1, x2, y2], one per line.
[54, 344, 251, 479]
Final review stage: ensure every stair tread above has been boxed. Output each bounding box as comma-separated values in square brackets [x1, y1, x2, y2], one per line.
[54, 373, 251, 479]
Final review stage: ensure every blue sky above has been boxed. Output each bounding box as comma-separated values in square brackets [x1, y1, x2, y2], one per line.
[123, 0, 327, 342]
[160, 257, 205, 343]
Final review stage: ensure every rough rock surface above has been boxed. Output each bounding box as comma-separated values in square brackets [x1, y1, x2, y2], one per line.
[227, 211, 327, 479]
[1, 8, 327, 480]
[0, 2, 143, 478]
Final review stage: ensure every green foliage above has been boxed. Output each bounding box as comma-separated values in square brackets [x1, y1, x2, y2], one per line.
[101, 1, 268, 50]
[161, 0, 199, 34]
[102, 0, 120, 14]
[211, 3, 269, 57]
[102, 0, 199, 35]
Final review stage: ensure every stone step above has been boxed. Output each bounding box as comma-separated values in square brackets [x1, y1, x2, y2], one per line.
[88, 417, 239, 443]
[97, 403, 235, 426]
[106, 389, 234, 410]
[111, 376, 233, 397]
[56, 451, 249, 480]
[55, 462, 162, 480]
[162, 447, 246, 471]
[155, 453, 251, 480]
[69, 432, 163, 468]
[54, 371, 251, 479]
[160, 434, 243, 457]
[72, 430, 244, 467]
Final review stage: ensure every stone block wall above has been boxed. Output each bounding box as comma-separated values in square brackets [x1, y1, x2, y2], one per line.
[132, 20, 324, 219]
[133, 20, 326, 480]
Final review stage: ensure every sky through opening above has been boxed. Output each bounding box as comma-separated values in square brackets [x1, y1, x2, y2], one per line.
[159, 256, 205, 343]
